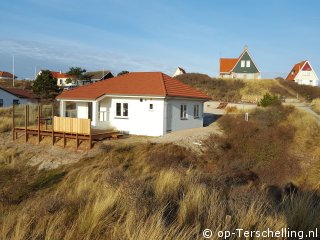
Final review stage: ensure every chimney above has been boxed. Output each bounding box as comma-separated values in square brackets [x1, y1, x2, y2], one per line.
[60, 70, 62, 74]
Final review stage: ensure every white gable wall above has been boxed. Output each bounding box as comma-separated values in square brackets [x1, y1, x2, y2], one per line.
[295, 69, 319, 86]
[0, 89, 33, 107]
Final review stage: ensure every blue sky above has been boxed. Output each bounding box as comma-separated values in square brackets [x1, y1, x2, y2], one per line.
[1, 0, 320, 79]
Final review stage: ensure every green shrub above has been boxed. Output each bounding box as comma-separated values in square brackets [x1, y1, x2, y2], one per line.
[258, 93, 281, 107]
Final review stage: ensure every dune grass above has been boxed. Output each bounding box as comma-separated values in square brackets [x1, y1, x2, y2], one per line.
[0, 108, 12, 133]
[311, 98, 320, 114]
[176, 73, 295, 103]
[1, 105, 320, 239]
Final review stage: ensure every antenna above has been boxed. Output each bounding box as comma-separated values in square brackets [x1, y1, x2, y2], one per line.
[12, 55, 15, 87]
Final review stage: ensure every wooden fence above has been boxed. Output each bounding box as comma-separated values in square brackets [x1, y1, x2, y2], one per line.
[53, 117, 91, 135]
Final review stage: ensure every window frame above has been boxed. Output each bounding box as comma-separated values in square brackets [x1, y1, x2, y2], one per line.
[115, 102, 129, 118]
[246, 60, 251, 67]
[180, 104, 188, 120]
[193, 104, 200, 119]
[241, 60, 245, 68]
[13, 99, 20, 105]
[0, 99, 3, 108]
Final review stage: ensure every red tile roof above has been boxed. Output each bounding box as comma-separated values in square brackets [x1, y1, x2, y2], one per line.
[57, 72, 211, 100]
[0, 87, 38, 99]
[0, 71, 17, 79]
[285, 61, 306, 81]
[220, 58, 238, 73]
[51, 71, 74, 79]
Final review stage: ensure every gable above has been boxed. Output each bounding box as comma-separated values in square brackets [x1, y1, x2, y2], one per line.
[232, 51, 259, 74]
[302, 62, 312, 71]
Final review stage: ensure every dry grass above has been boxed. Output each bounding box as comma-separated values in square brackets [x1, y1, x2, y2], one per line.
[311, 98, 320, 114]
[176, 73, 294, 103]
[0, 108, 12, 133]
[1, 105, 320, 239]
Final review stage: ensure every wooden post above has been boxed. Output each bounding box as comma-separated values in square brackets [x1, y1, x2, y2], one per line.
[25, 105, 28, 143]
[63, 132, 66, 148]
[76, 133, 79, 150]
[52, 104, 55, 145]
[89, 127, 92, 149]
[12, 104, 15, 140]
[38, 105, 41, 143]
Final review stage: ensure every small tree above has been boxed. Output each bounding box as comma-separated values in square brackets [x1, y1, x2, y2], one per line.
[259, 93, 281, 107]
[32, 70, 60, 99]
[67, 67, 92, 83]
[117, 71, 129, 76]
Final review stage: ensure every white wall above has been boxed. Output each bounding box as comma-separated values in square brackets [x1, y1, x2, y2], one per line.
[295, 70, 319, 86]
[166, 99, 204, 132]
[0, 89, 34, 107]
[57, 78, 76, 87]
[69, 96, 206, 137]
[76, 102, 89, 119]
[107, 97, 165, 136]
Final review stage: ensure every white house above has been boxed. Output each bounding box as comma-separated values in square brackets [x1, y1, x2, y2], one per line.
[56, 72, 211, 136]
[38, 71, 76, 88]
[0, 87, 38, 107]
[172, 67, 186, 77]
[285, 60, 319, 86]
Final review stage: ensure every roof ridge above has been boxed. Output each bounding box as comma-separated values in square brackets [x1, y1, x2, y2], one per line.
[160, 73, 168, 96]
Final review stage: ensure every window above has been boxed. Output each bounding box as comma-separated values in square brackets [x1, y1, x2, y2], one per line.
[241, 60, 245, 68]
[302, 71, 310, 76]
[246, 60, 251, 67]
[116, 103, 121, 116]
[0, 99, 3, 107]
[140, 98, 143, 102]
[116, 103, 128, 117]
[123, 103, 128, 116]
[13, 99, 20, 105]
[194, 105, 199, 118]
[149, 104, 153, 110]
[59, 79, 63, 85]
[180, 104, 187, 119]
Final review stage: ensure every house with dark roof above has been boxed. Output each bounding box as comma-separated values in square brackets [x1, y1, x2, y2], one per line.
[0, 87, 38, 107]
[219, 46, 261, 80]
[84, 71, 114, 83]
[56, 72, 211, 136]
[172, 67, 186, 77]
[285, 60, 319, 86]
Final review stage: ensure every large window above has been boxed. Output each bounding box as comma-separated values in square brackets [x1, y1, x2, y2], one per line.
[180, 104, 187, 120]
[241, 60, 245, 68]
[116, 103, 128, 117]
[0, 99, 3, 107]
[246, 60, 251, 67]
[194, 104, 199, 118]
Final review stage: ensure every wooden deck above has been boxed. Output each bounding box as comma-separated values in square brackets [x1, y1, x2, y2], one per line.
[12, 104, 124, 150]
[13, 127, 123, 149]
